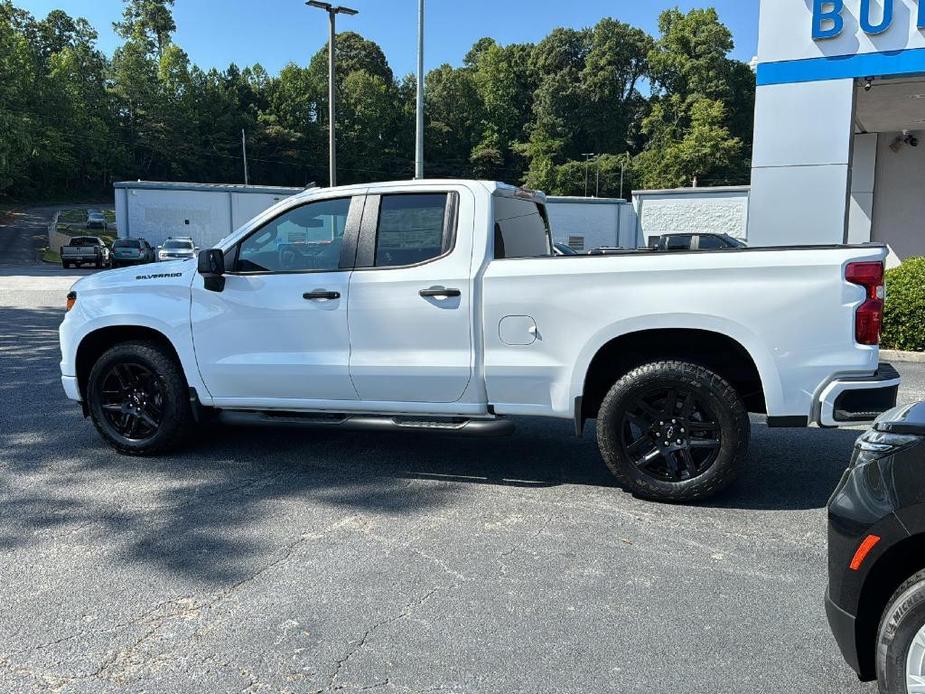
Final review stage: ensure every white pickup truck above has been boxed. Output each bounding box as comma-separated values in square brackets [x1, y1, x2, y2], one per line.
[59, 180, 900, 501]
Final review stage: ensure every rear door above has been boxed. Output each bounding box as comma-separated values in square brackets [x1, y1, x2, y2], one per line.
[347, 187, 474, 404]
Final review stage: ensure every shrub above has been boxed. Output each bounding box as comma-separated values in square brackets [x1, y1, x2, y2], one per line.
[882, 257, 925, 352]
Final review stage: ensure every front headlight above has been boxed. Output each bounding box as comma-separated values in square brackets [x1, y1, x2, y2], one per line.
[851, 429, 921, 467]
[158, 250, 168, 259]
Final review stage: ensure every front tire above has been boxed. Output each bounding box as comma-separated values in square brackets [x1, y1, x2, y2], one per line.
[876, 570, 925, 693]
[87, 341, 193, 455]
[596, 361, 750, 502]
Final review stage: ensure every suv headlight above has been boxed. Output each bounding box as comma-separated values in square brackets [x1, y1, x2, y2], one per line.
[851, 429, 921, 467]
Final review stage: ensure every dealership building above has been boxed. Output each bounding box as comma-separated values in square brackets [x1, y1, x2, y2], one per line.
[749, 0, 925, 259]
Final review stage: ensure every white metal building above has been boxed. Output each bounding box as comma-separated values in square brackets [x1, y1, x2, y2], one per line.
[750, 0, 925, 258]
[114, 181, 307, 248]
[544, 196, 635, 251]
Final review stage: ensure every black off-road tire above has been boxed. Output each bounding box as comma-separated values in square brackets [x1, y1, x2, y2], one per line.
[87, 341, 193, 455]
[876, 569, 925, 693]
[596, 361, 750, 502]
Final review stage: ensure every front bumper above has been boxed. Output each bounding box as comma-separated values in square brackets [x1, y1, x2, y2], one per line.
[62, 375, 81, 402]
[826, 588, 862, 676]
[817, 363, 901, 428]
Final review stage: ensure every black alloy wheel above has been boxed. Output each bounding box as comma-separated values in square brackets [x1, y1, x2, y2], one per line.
[87, 341, 193, 455]
[98, 362, 165, 441]
[620, 387, 721, 482]
[596, 361, 750, 502]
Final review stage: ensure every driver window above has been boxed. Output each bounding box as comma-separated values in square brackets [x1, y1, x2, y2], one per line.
[236, 198, 350, 273]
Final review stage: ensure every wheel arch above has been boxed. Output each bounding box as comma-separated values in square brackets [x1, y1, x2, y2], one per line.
[854, 533, 925, 680]
[579, 327, 768, 421]
[75, 325, 184, 400]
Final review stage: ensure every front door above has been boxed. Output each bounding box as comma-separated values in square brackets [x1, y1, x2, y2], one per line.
[347, 188, 474, 404]
[191, 195, 362, 404]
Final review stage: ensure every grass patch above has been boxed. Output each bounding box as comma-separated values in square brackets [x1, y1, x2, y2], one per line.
[42, 247, 61, 264]
[56, 207, 117, 244]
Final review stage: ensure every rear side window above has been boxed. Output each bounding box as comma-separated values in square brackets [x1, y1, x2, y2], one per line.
[697, 235, 726, 250]
[493, 197, 552, 259]
[374, 194, 450, 268]
[666, 235, 693, 250]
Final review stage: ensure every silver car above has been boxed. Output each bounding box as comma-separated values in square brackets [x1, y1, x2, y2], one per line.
[157, 237, 197, 262]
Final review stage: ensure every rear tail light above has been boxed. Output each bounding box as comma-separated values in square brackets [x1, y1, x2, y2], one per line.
[846, 261, 885, 346]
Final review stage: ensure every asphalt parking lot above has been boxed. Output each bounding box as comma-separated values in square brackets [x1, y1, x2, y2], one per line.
[2, 258, 924, 693]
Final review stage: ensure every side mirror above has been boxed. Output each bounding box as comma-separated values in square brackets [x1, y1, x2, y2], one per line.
[198, 248, 225, 292]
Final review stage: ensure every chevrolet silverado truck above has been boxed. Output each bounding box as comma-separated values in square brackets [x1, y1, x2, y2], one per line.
[58, 180, 900, 502]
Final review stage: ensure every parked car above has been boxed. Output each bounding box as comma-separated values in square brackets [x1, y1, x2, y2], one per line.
[648, 233, 747, 251]
[86, 212, 108, 230]
[59, 180, 899, 502]
[157, 237, 197, 262]
[61, 236, 110, 269]
[827, 401, 925, 690]
[553, 242, 578, 256]
[587, 247, 624, 256]
[110, 238, 155, 268]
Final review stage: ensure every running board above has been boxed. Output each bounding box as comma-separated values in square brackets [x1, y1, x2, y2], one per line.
[215, 410, 516, 437]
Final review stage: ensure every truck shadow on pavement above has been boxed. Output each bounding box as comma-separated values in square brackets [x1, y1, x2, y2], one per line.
[0, 303, 862, 584]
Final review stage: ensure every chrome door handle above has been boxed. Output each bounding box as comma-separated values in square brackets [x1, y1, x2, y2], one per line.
[303, 290, 341, 300]
[419, 287, 461, 298]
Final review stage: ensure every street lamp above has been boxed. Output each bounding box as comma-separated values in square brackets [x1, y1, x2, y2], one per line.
[414, 0, 425, 180]
[306, 1, 359, 188]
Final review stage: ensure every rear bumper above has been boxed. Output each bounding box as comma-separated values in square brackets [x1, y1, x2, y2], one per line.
[817, 363, 901, 428]
[826, 588, 862, 677]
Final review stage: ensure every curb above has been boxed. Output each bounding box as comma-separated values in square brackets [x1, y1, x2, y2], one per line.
[882, 349, 925, 364]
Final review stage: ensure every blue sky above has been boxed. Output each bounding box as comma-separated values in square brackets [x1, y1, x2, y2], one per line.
[19, 0, 760, 77]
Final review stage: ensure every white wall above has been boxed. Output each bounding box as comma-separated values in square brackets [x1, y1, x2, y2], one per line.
[122, 189, 232, 248]
[632, 188, 750, 246]
[748, 79, 856, 246]
[545, 199, 632, 251]
[116, 187, 300, 248]
[872, 130, 925, 260]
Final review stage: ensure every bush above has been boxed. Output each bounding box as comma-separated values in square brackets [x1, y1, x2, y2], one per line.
[882, 257, 925, 352]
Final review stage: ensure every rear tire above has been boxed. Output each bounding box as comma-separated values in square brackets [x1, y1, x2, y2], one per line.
[87, 341, 193, 455]
[876, 570, 925, 693]
[596, 360, 750, 502]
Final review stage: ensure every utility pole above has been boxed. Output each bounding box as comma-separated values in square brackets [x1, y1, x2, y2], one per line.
[241, 129, 249, 185]
[595, 157, 600, 198]
[582, 153, 596, 197]
[620, 159, 626, 199]
[306, 1, 359, 188]
[414, 0, 425, 179]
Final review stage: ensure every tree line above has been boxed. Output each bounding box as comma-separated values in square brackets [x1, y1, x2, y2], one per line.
[0, 0, 755, 200]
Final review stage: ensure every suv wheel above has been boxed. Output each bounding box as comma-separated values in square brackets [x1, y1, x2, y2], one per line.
[596, 361, 750, 502]
[877, 570, 925, 693]
[87, 341, 192, 455]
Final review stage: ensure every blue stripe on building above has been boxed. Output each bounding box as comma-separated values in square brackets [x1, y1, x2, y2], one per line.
[757, 47, 925, 86]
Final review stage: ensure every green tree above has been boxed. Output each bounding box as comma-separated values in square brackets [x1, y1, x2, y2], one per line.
[635, 8, 754, 189]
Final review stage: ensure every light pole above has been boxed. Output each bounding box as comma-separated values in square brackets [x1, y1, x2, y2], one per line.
[306, 1, 358, 188]
[582, 153, 596, 197]
[414, 0, 425, 179]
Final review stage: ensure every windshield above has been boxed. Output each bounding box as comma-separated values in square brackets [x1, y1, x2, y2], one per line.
[70, 237, 101, 247]
[113, 239, 141, 249]
[164, 240, 193, 249]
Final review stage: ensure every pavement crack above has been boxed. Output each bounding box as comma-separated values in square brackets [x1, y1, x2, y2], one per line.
[315, 587, 441, 693]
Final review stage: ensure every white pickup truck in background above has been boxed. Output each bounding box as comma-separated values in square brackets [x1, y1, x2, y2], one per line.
[59, 180, 900, 502]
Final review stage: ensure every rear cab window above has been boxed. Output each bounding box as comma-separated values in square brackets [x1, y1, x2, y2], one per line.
[493, 196, 552, 259]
